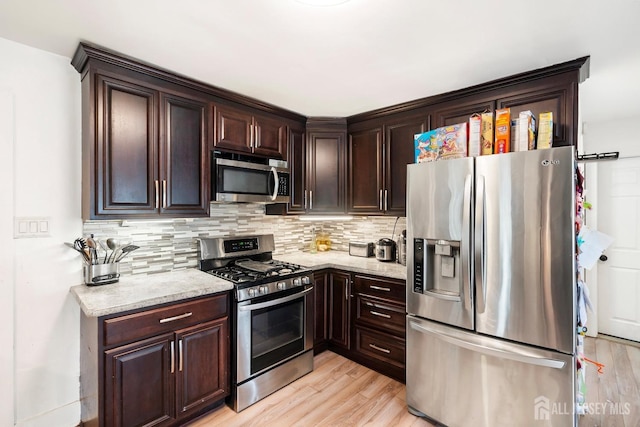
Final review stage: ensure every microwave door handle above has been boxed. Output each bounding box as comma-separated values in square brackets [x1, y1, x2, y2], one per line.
[270, 167, 278, 201]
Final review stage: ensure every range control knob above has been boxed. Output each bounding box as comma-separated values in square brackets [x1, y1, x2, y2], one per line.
[301, 276, 310, 285]
[248, 288, 257, 298]
[277, 281, 287, 290]
[293, 278, 301, 287]
[259, 286, 269, 294]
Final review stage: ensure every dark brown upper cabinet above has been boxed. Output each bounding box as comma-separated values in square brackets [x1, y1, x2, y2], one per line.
[431, 97, 496, 129]
[286, 126, 307, 213]
[306, 129, 346, 213]
[84, 72, 210, 220]
[347, 113, 427, 216]
[213, 104, 287, 159]
[72, 42, 305, 220]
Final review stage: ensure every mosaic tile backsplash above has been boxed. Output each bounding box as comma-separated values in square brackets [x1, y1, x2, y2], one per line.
[83, 203, 406, 276]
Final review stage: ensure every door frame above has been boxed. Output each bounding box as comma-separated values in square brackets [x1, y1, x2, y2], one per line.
[582, 117, 640, 338]
[0, 90, 16, 426]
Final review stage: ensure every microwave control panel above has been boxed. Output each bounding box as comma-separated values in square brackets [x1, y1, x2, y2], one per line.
[277, 174, 289, 196]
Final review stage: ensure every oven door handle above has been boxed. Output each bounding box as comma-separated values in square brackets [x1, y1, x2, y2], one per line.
[238, 287, 313, 311]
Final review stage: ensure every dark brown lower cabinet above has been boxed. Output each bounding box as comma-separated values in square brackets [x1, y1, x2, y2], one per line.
[81, 293, 230, 427]
[317, 269, 406, 383]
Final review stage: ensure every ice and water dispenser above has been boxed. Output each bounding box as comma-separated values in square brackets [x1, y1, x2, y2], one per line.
[413, 238, 462, 299]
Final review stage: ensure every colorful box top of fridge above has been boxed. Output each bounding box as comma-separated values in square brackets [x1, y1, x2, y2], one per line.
[414, 123, 467, 163]
[414, 110, 554, 163]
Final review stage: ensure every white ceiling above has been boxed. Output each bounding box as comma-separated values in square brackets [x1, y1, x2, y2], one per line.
[1, 0, 639, 121]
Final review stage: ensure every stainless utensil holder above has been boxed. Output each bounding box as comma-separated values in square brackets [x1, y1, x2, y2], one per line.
[84, 263, 120, 286]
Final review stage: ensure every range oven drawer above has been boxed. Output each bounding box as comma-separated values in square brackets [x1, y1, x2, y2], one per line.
[103, 293, 229, 347]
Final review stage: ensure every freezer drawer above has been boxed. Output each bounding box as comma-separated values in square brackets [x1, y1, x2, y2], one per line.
[406, 316, 575, 427]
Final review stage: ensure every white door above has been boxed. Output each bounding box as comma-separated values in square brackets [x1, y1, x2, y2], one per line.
[597, 156, 640, 342]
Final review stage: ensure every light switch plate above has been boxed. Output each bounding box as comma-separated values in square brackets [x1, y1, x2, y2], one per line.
[14, 217, 51, 238]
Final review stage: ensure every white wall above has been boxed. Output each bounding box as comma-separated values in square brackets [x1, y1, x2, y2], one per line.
[0, 37, 82, 427]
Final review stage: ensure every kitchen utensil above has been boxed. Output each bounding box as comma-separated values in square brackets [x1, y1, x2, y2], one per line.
[74, 238, 91, 264]
[114, 244, 139, 262]
[86, 237, 98, 264]
[106, 238, 120, 263]
[375, 238, 396, 262]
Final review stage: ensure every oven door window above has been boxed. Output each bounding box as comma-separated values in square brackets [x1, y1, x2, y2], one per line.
[250, 298, 304, 374]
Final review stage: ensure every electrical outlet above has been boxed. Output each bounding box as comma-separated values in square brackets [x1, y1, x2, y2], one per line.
[14, 217, 51, 238]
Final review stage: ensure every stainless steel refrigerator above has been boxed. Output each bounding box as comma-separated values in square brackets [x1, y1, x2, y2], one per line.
[406, 146, 577, 427]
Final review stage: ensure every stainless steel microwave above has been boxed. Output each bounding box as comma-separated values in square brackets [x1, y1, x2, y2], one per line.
[212, 153, 290, 203]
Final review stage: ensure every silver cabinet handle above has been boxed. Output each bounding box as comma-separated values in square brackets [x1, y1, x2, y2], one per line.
[159, 312, 193, 323]
[384, 189, 388, 211]
[162, 180, 167, 208]
[345, 278, 349, 300]
[310, 190, 313, 210]
[379, 189, 383, 211]
[255, 124, 259, 148]
[304, 190, 307, 209]
[170, 341, 175, 373]
[370, 285, 390, 292]
[370, 310, 391, 319]
[178, 339, 183, 372]
[369, 343, 390, 354]
[249, 124, 254, 148]
[154, 180, 159, 209]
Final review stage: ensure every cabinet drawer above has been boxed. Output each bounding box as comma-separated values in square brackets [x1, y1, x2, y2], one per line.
[104, 293, 229, 347]
[353, 275, 405, 303]
[354, 326, 405, 369]
[355, 295, 405, 336]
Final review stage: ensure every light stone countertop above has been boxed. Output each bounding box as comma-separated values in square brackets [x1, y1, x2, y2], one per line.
[70, 251, 405, 318]
[70, 269, 234, 318]
[276, 250, 407, 281]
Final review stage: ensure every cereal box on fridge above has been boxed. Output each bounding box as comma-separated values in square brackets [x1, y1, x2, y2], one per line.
[481, 112, 494, 155]
[494, 108, 511, 154]
[537, 112, 553, 149]
[468, 114, 481, 157]
[414, 123, 468, 163]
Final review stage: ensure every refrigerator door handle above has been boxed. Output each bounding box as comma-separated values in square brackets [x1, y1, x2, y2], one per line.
[474, 175, 487, 313]
[461, 174, 473, 311]
[409, 320, 566, 369]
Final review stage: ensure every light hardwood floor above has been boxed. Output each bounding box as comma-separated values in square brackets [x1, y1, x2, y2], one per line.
[189, 336, 639, 427]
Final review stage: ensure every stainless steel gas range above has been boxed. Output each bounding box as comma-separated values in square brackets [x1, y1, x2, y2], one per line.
[197, 234, 313, 412]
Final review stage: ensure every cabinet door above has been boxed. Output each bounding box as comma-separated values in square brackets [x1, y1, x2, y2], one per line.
[104, 333, 175, 427]
[160, 94, 209, 216]
[384, 115, 428, 216]
[496, 72, 577, 147]
[253, 114, 286, 159]
[175, 318, 229, 416]
[307, 132, 345, 213]
[328, 271, 351, 349]
[96, 75, 158, 216]
[347, 127, 383, 214]
[288, 126, 307, 213]
[213, 104, 252, 153]
[431, 97, 495, 129]
[313, 271, 328, 351]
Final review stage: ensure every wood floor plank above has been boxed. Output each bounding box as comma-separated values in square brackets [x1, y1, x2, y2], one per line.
[190, 337, 640, 427]
[594, 337, 626, 426]
[610, 341, 640, 427]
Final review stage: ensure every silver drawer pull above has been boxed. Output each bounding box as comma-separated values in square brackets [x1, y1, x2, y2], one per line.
[369, 343, 391, 354]
[370, 285, 391, 292]
[370, 310, 391, 319]
[159, 312, 193, 323]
